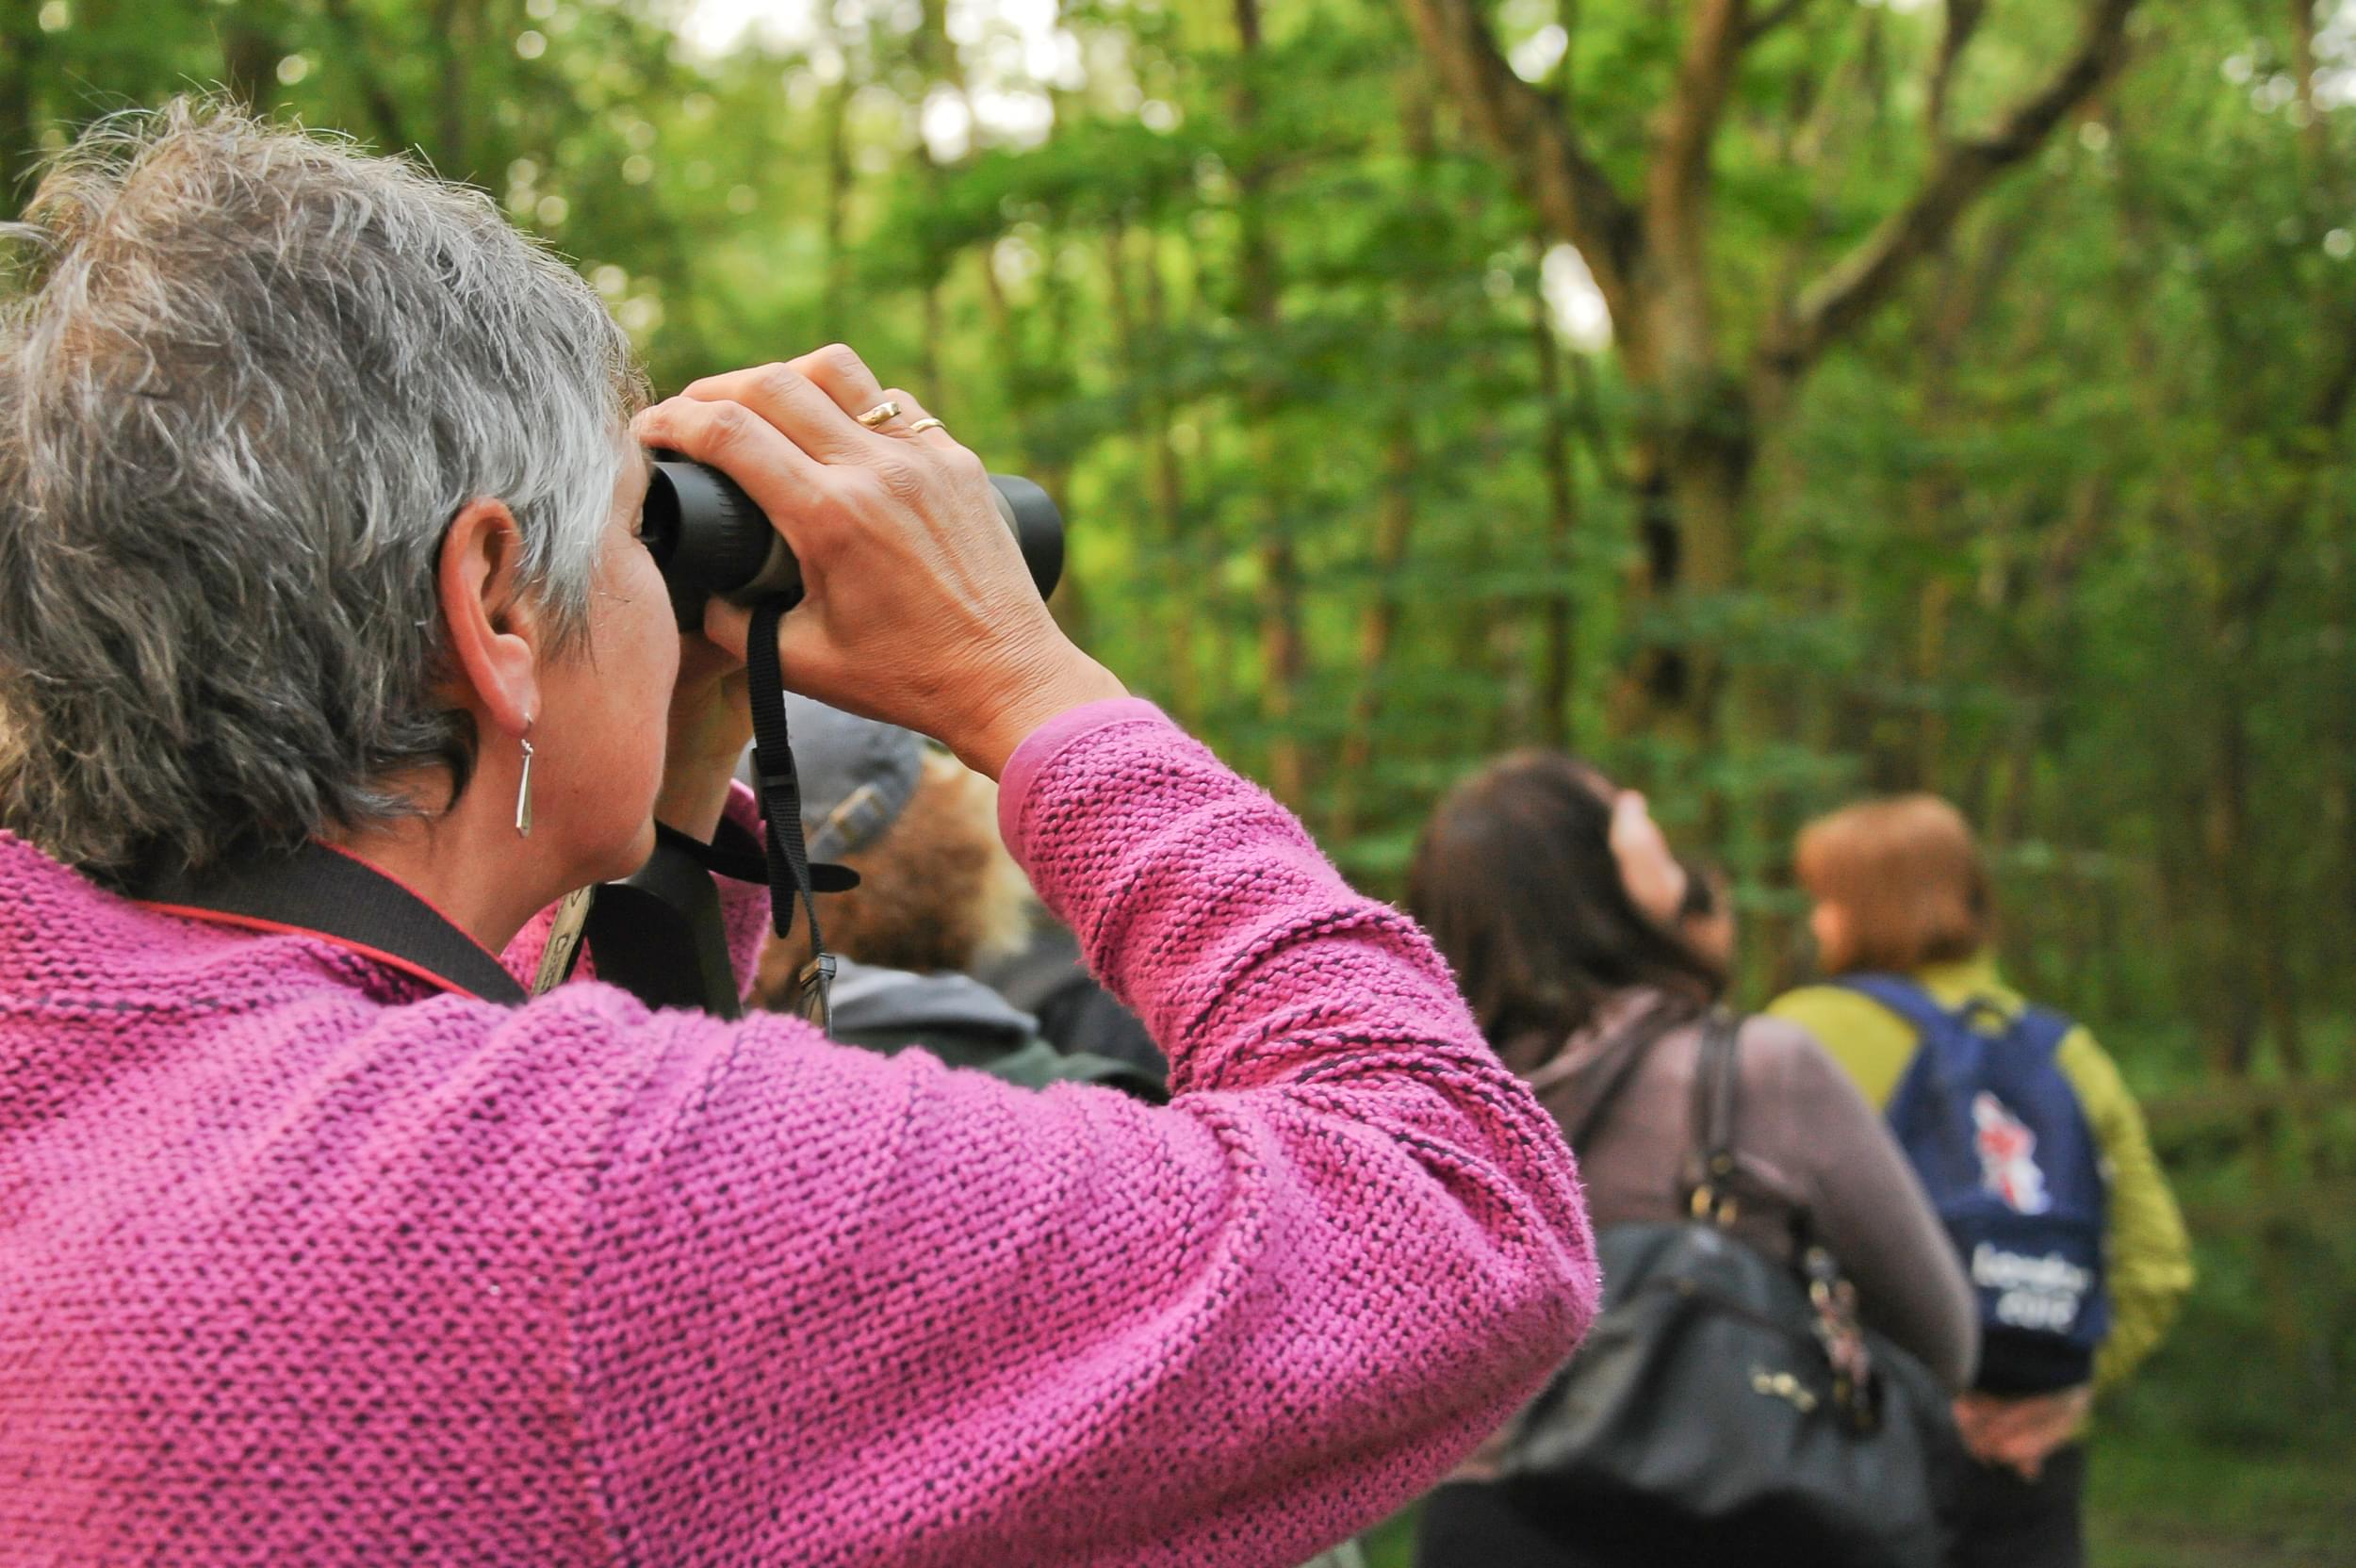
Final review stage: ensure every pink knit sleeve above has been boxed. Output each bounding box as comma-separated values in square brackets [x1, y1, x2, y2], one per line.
[570, 708, 1596, 1566]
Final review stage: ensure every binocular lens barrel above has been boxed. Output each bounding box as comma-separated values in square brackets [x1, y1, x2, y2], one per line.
[642, 453, 1065, 633]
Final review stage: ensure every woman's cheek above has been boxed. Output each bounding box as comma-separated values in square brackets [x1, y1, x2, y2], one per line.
[622, 554, 680, 715]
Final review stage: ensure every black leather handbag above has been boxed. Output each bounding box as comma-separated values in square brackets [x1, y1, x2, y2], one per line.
[1496, 1010, 1965, 1568]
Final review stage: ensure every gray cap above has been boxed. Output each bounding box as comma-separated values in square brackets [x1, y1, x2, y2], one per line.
[738, 694, 924, 860]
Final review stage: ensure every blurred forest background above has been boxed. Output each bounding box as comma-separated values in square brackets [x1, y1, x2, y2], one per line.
[6, 0, 2352, 1559]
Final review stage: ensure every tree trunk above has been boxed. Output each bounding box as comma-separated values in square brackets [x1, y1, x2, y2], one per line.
[820, 80, 852, 333]
[0, 4, 45, 212]
[431, 0, 476, 177]
[319, 0, 415, 153]
[1615, 400, 1752, 744]
[1232, 0, 1304, 802]
[2201, 695, 2262, 1078]
[1532, 283, 1581, 750]
[221, 13, 281, 116]
[918, 283, 944, 414]
[1133, 230, 1201, 724]
[1107, 223, 1201, 724]
[1329, 423, 1417, 843]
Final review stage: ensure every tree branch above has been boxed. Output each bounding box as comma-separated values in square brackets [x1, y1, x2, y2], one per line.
[1765, 0, 2140, 374]
[2308, 306, 2356, 435]
[1396, 0, 1642, 316]
[1929, 0, 1988, 136]
[1638, 0, 1754, 379]
[1649, 0, 1750, 250]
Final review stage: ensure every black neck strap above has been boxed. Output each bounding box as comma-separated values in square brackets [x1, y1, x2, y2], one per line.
[139, 598, 853, 1024]
[139, 840, 529, 1005]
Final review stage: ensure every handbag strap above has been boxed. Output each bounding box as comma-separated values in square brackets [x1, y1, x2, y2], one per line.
[1561, 999, 1690, 1152]
[1687, 1009, 1823, 1260]
[1686, 1008, 1740, 1218]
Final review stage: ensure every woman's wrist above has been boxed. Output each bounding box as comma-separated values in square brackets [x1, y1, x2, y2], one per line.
[956, 644, 1128, 780]
[651, 750, 741, 841]
[656, 663, 754, 841]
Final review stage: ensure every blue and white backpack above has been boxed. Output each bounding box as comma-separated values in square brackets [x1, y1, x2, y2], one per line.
[1837, 975, 2110, 1394]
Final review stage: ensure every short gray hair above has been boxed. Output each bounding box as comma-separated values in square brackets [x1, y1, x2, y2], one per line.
[0, 100, 645, 889]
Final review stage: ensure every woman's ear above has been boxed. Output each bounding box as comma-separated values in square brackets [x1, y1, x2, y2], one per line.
[435, 498, 544, 738]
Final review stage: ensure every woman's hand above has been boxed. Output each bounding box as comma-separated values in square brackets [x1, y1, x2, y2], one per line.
[649, 634, 752, 842]
[1953, 1386, 2092, 1479]
[1608, 791, 1690, 926]
[632, 346, 1125, 779]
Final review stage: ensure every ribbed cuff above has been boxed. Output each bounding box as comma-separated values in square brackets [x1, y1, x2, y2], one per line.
[996, 697, 1173, 861]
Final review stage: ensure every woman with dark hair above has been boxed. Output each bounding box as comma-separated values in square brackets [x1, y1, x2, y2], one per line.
[1406, 753, 1977, 1568]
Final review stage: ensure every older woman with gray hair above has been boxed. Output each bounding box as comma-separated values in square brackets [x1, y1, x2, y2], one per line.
[0, 102, 1598, 1565]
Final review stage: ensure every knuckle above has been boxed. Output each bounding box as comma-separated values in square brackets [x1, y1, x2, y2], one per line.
[700, 400, 755, 452]
[813, 343, 866, 380]
[753, 362, 803, 403]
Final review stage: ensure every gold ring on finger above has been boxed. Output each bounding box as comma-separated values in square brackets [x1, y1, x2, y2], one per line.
[906, 416, 947, 435]
[855, 400, 901, 428]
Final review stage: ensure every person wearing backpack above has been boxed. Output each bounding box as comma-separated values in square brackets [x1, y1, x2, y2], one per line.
[1407, 754, 1977, 1568]
[1768, 794, 2196, 1568]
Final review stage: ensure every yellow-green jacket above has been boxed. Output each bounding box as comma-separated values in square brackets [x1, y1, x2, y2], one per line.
[1769, 953, 2194, 1391]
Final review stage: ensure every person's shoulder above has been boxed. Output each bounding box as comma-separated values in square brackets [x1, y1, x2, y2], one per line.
[303, 979, 677, 1139]
[1763, 982, 1883, 1032]
[1733, 1012, 1871, 1104]
[1733, 1008, 1833, 1063]
[1759, 985, 1919, 1106]
[1760, 983, 1908, 1058]
[263, 978, 833, 1181]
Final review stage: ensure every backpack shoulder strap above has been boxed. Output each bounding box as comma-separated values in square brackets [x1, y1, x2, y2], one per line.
[2008, 1003, 2076, 1060]
[1833, 972, 1957, 1038]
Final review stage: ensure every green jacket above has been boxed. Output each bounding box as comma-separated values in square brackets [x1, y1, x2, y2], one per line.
[1769, 953, 2194, 1391]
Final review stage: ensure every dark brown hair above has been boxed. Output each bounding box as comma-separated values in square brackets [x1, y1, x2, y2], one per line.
[1793, 793, 1992, 974]
[1406, 751, 1722, 1067]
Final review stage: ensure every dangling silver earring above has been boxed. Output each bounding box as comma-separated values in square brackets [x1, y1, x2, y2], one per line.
[515, 726, 536, 839]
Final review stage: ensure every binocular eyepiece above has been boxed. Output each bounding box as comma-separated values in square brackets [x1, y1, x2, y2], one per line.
[641, 452, 1066, 631]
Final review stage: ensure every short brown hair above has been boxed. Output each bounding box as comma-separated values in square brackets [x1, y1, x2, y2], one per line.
[1794, 794, 1992, 974]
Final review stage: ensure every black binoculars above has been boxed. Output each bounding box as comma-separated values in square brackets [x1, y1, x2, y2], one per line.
[641, 453, 1066, 631]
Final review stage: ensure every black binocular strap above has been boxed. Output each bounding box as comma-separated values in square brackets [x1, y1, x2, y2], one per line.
[743, 596, 860, 1031]
[744, 598, 827, 947]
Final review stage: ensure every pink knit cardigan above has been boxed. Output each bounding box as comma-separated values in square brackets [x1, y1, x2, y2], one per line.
[0, 700, 1595, 1566]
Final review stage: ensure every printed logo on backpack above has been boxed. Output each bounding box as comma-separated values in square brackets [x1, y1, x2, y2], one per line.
[1836, 975, 2111, 1395]
[1971, 1092, 2049, 1214]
